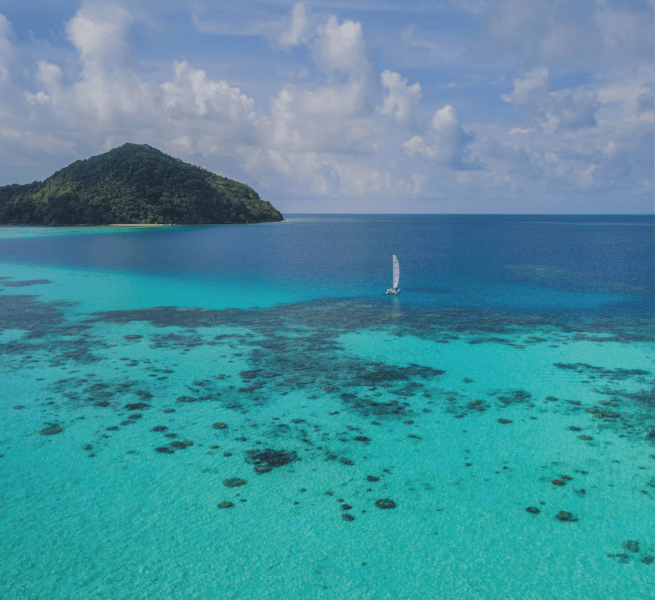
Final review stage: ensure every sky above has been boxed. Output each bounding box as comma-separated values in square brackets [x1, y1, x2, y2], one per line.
[0, 0, 653, 213]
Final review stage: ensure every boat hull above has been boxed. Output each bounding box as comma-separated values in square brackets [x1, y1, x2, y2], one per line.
[386, 288, 400, 295]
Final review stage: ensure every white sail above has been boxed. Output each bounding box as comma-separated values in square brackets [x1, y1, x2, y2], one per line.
[392, 255, 399, 289]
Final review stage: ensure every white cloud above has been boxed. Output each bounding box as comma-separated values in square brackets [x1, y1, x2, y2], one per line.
[260, 12, 379, 167]
[2, 2, 650, 211]
[162, 61, 255, 123]
[459, 0, 653, 66]
[24, 3, 258, 149]
[402, 135, 436, 158]
[313, 15, 372, 81]
[597, 62, 655, 122]
[411, 172, 429, 193]
[4, 1, 484, 200]
[487, 0, 539, 39]
[279, 2, 309, 50]
[602, 140, 617, 159]
[502, 67, 600, 133]
[431, 105, 477, 168]
[595, 1, 654, 60]
[402, 105, 476, 168]
[65, 2, 134, 72]
[380, 70, 421, 122]
[0, 125, 75, 156]
[501, 67, 549, 104]
[0, 13, 14, 83]
[25, 90, 50, 105]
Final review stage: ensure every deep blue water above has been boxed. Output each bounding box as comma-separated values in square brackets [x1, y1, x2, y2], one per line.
[1, 214, 653, 318]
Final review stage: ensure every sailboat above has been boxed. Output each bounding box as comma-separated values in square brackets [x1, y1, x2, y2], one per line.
[386, 255, 400, 294]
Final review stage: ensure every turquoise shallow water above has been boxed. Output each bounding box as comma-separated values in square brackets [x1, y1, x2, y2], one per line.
[0, 217, 653, 599]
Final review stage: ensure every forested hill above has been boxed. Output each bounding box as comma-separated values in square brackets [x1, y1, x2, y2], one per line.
[0, 144, 284, 225]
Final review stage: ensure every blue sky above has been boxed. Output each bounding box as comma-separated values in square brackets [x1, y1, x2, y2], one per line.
[0, 0, 652, 213]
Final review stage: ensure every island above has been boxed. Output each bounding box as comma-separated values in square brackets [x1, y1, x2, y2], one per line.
[0, 143, 284, 226]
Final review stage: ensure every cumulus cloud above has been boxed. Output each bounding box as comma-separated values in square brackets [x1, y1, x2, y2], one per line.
[458, 0, 653, 67]
[22, 2, 258, 153]
[1, 1, 483, 200]
[402, 105, 476, 169]
[254, 11, 382, 195]
[313, 15, 372, 81]
[594, 1, 654, 61]
[486, 0, 540, 40]
[279, 2, 309, 50]
[473, 58, 652, 201]
[265, 79, 373, 154]
[162, 61, 255, 123]
[380, 70, 421, 122]
[596, 62, 655, 122]
[0, 13, 14, 83]
[65, 2, 134, 72]
[402, 136, 436, 158]
[3, 1, 649, 211]
[502, 67, 600, 133]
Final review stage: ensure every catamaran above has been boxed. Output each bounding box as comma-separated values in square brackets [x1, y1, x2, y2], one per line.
[386, 255, 400, 294]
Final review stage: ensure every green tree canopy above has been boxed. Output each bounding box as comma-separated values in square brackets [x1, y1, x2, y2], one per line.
[0, 143, 283, 225]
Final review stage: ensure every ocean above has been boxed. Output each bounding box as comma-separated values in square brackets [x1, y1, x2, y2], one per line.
[0, 214, 653, 599]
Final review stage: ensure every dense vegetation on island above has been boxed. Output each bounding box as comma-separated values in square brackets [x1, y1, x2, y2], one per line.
[0, 144, 283, 225]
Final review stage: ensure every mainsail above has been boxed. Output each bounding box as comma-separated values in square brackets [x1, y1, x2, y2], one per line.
[392, 255, 399, 290]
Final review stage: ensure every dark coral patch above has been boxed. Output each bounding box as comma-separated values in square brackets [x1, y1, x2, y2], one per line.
[600, 411, 620, 419]
[497, 390, 531, 406]
[525, 507, 540, 514]
[177, 396, 197, 403]
[155, 447, 174, 454]
[223, 478, 247, 488]
[375, 499, 397, 509]
[125, 402, 149, 410]
[555, 511, 578, 522]
[170, 440, 193, 449]
[246, 448, 298, 468]
[40, 425, 63, 435]
[2, 279, 53, 287]
[607, 553, 630, 563]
